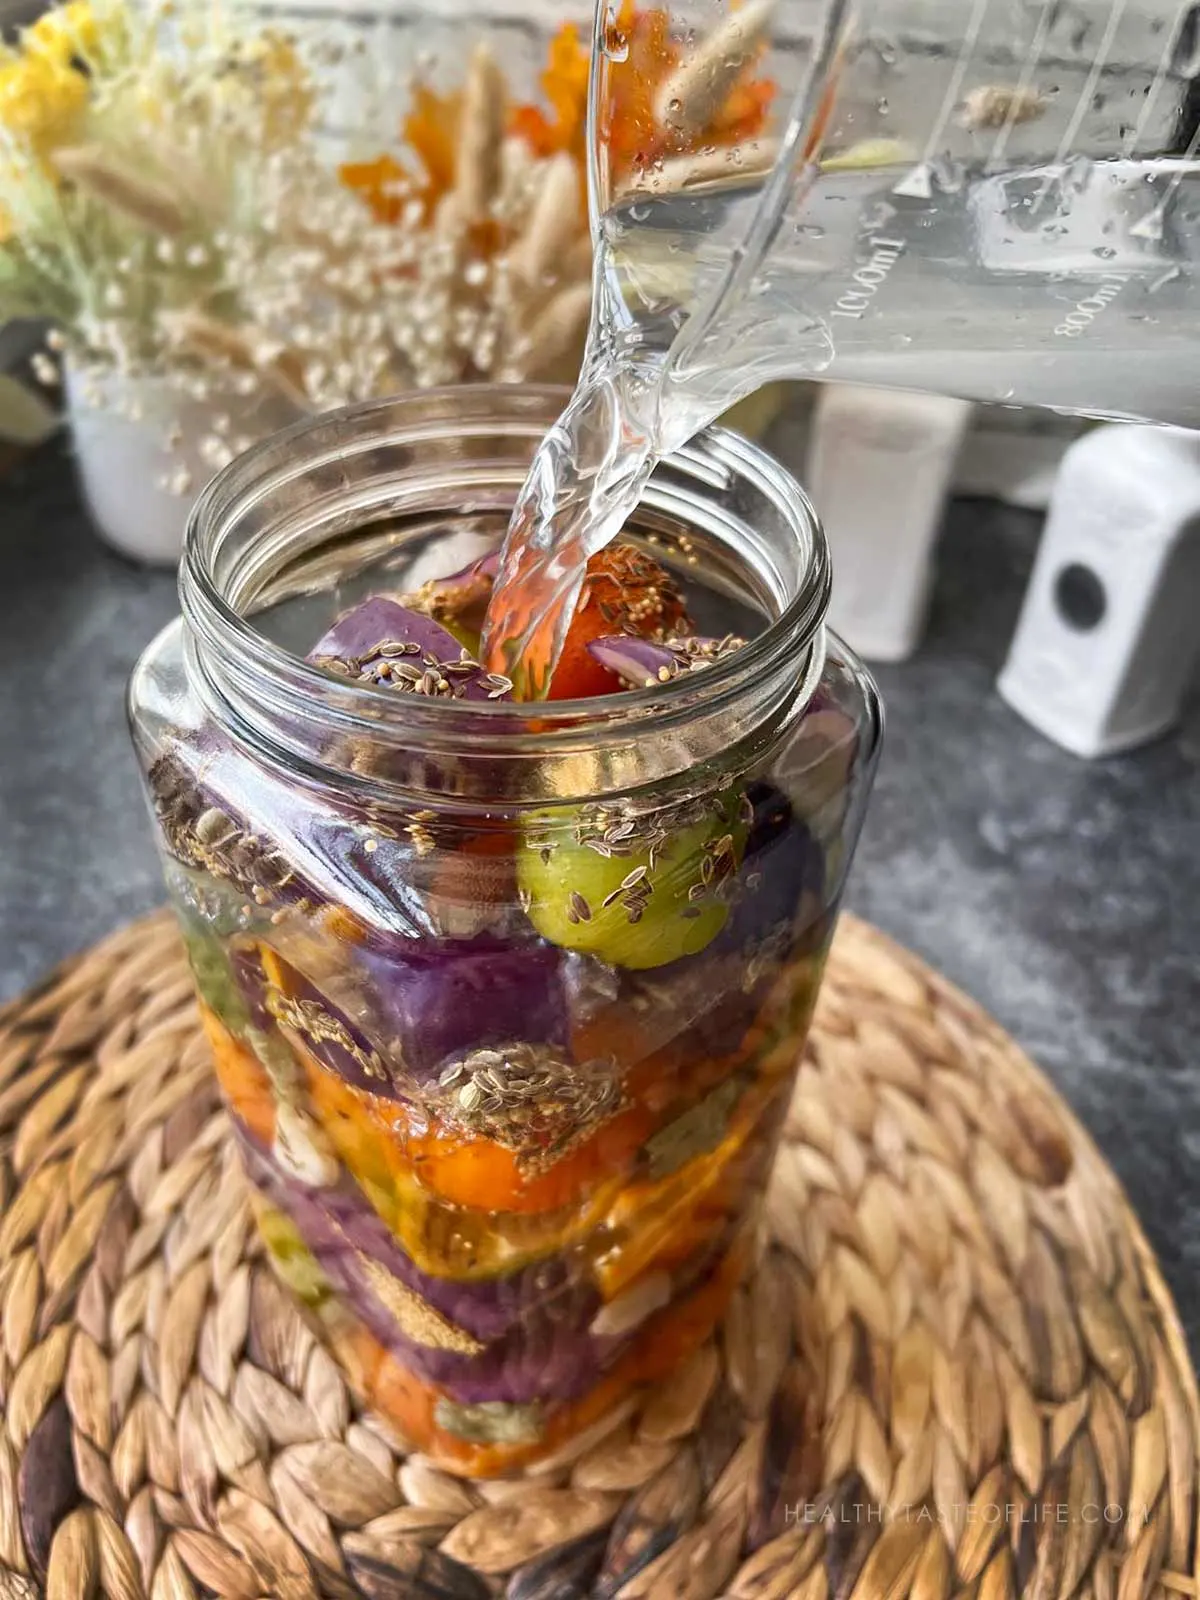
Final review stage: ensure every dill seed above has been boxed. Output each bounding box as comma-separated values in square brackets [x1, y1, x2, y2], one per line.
[569, 891, 591, 922]
[621, 866, 647, 890]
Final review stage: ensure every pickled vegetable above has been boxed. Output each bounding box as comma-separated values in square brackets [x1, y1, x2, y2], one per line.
[309, 597, 514, 703]
[545, 544, 693, 700]
[518, 793, 747, 968]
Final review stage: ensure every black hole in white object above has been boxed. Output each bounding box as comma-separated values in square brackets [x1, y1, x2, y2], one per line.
[1172, 3, 1200, 76]
[1054, 563, 1107, 631]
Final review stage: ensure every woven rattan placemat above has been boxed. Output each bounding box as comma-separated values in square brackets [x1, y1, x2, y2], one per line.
[0, 910, 1194, 1600]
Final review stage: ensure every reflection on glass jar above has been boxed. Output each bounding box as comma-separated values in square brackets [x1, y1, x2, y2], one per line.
[128, 386, 882, 1476]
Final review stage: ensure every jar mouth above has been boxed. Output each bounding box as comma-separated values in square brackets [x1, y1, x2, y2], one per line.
[180, 384, 831, 805]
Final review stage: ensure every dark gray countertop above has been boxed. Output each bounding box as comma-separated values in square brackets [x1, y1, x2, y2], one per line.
[2, 438, 1198, 1350]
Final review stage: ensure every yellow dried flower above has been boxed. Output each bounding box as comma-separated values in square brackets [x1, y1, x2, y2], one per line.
[238, 30, 314, 145]
[24, 4, 99, 65]
[0, 52, 88, 145]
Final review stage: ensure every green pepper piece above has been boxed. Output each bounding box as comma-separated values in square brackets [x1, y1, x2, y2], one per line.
[518, 792, 748, 970]
[177, 912, 252, 1038]
[433, 1397, 544, 1446]
[256, 1202, 331, 1308]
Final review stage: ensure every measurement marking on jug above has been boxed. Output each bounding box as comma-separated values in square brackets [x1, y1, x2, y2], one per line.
[1053, 0, 1128, 165]
[894, 0, 991, 200]
[831, 237, 905, 320]
[1054, 273, 1128, 338]
[1026, 0, 1129, 221]
[1125, 9, 1195, 158]
[1129, 108, 1200, 246]
[986, 0, 1056, 172]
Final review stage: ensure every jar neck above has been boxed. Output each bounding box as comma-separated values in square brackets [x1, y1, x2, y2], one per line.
[180, 386, 831, 810]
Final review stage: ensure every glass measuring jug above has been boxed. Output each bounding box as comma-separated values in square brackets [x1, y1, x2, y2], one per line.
[592, 0, 1200, 432]
[481, 0, 1200, 696]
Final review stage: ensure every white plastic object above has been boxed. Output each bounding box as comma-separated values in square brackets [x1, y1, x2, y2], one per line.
[66, 363, 295, 568]
[805, 383, 973, 663]
[998, 424, 1200, 759]
[953, 409, 1086, 512]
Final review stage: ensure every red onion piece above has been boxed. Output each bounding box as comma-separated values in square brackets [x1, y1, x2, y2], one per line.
[585, 633, 746, 691]
[309, 597, 512, 703]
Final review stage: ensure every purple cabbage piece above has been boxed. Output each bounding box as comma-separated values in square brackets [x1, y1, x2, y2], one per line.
[152, 742, 440, 941]
[309, 597, 510, 703]
[242, 935, 572, 1096]
[717, 782, 826, 957]
[355, 940, 571, 1083]
[309, 597, 456, 670]
[612, 784, 827, 1063]
[237, 1128, 606, 1404]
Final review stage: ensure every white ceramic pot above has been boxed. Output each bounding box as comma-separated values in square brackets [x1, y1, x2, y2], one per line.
[66, 362, 298, 567]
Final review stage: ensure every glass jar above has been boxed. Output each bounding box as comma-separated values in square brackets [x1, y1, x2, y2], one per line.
[128, 386, 882, 1477]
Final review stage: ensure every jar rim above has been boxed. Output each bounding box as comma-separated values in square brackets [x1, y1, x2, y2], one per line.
[179, 384, 832, 804]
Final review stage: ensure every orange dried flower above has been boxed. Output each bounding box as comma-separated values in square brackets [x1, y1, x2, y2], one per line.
[511, 1, 775, 187]
[340, 84, 462, 226]
[342, 6, 775, 227]
[403, 83, 462, 202]
[339, 152, 411, 226]
[508, 18, 590, 161]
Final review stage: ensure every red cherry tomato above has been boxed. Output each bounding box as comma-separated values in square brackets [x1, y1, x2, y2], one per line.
[547, 544, 692, 701]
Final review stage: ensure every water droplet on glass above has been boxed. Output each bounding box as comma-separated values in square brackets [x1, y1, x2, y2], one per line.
[876, 97, 890, 115]
[1093, 245, 1117, 259]
[628, 203, 650, 222]
[603, 24, 630, 61]
[931, 154, 965, 194]
[667, 97, 682, 115]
